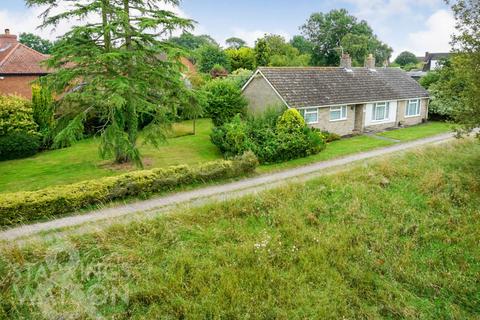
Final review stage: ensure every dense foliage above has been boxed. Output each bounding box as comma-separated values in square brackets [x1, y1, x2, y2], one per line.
[253, 34, 311, 67]
[203, 79, 248, 126]
[301, 9, 392, 66]
[0, 95, 40, 160]
[394, 51, 419, 67]
[169, 32, 219, 51]
[441, 0, 480, 134]
[196, 45, 231, 73]
[225, 47, 255, 70]
[31, 84, 55, 148]
[27, 0, 195, 166]
[18, 32, 54, 54]
[211, 109, 326, 163]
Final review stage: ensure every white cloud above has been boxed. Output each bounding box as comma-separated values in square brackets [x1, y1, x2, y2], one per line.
[404, 9, 455, 56]
[227, 28, 291, 47]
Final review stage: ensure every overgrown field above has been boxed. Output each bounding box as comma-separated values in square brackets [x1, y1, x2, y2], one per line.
[1, 141, 477, 319]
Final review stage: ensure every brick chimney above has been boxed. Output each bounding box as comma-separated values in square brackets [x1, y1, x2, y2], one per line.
[340, 53, 352, 69]
[364, 54, 376, 69]
[0, 29, 18, 45]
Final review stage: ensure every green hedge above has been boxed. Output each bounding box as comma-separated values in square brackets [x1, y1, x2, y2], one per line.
[0, 152, 258, 226]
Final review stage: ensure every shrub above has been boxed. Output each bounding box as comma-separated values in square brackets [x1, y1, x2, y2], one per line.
[0, 95, 38, 135]
[203, 79, 248, 127]
[31, 84, 55, 148]
[276, 108, 306, 133]
[0, 132, 40, 161]
[210, 64, 229, 78]
[211, 108, 326, 164]
[196, 44, 231, 74]
[0, 95, 40, 160]
[0, 152, 258, 226]
[321, 130, 342, 143]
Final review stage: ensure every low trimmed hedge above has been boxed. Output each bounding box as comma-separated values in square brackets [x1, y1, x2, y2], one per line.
[0, 152, 258, 226]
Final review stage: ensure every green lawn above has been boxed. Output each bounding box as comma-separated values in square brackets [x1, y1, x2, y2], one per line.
[1, 141, 478, 319]
[0, 120, 453, 194]
[257, 135, 394, 174]
[0, 119, 222, 193]
[376, 121, 452, 141]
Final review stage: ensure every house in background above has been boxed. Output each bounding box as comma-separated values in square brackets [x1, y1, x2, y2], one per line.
[242, 54, 429, 136]
[422, 52, 450, 72]
[0, 29, 50, 99]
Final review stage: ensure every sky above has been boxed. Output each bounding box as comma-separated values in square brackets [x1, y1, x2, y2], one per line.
[0, 0, 456, 58]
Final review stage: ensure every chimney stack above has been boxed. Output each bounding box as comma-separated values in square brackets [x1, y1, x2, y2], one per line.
[365, 54, 376, 69]
[340, 53, 352, 69]
[0, 29, 17, 48]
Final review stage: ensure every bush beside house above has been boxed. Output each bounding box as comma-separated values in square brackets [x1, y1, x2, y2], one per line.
[203, 79, 248, 126]
[0, 152, 258, 226]
[0, 95, 40, 161]
[211, 108, 326, 163]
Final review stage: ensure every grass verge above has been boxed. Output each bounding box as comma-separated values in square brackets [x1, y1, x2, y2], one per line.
[376, 121, 452, 141]
[257, 134, 394, 173]
[0, 140, 478, 319]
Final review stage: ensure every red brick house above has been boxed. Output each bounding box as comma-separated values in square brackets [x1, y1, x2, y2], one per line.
[0, 29, 50, 99]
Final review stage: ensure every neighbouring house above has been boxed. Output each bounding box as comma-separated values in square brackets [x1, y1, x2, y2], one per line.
[242, 54, 430, 136]
[422, 52, 450, 72]
[0, 29, 50, 99]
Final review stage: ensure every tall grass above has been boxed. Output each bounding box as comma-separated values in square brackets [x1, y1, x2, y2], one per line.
[0, 141, 479, 319]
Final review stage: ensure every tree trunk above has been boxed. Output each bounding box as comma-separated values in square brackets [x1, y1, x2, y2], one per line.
[101, 0, 111, 52]
[113, 0, 139, 164]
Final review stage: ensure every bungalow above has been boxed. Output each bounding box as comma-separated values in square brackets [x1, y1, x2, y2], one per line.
[242, 54, 430, 136]
[0, 29, 50, 99]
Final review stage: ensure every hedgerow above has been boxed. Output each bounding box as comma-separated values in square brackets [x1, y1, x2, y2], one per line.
[0, 152, 258, 226]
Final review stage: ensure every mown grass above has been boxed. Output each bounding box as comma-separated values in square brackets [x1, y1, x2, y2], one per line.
[0, 119, 221, 193]
[377, 121, 452, 141]
[0, 140, 479, 319]
[0, 120, 451, 193]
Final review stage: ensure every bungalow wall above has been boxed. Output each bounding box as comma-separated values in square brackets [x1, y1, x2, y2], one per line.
[396, 98, 429, 126]
[242, 75, 285, 115]
[309, 106, 356, 136]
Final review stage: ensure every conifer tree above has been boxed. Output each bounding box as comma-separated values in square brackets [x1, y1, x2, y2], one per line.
[27, 0, 195, 166]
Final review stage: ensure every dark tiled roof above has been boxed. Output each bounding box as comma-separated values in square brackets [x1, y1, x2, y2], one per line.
[258, 67, 429, 108]
[0, 36, 50, 75]
[425, 52, 450, 61]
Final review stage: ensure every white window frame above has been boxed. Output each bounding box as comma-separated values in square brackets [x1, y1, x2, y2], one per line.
[330, 106, 347, 122]
[405, 99, 421, 117]
[372, 102, 390, 121]
[303, 108, 319, 124]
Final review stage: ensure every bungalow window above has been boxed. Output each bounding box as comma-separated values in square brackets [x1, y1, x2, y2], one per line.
[406, 99, 421, 117]
[303, 108, 318, 124]
[330, 106, 347, 121]
[372, 102, 390, 121]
